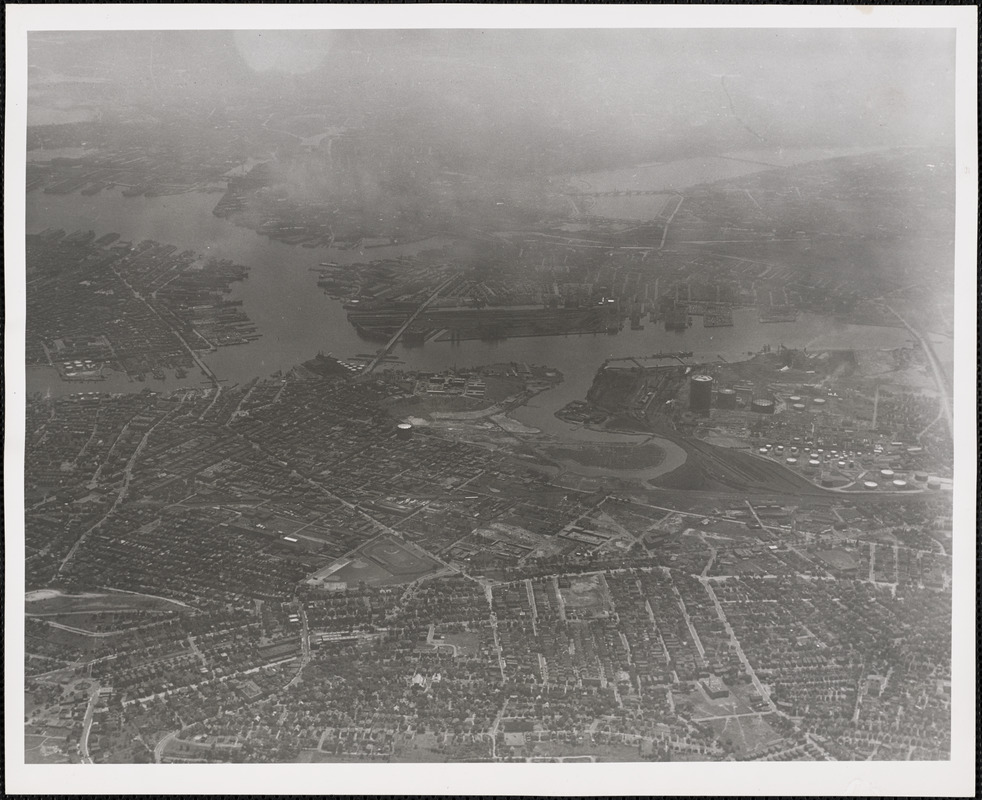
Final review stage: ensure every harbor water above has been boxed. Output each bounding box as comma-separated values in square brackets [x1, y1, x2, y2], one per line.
[24, 148, 947, 445]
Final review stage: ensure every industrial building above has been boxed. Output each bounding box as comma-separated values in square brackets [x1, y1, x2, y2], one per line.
[715, 387, 737, 409]
[689, 374, 713, 412]
[751, 398, 775, 414]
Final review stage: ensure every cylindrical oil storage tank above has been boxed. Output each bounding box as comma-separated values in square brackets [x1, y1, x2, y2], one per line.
[396, 422, 414, 440]
[785, 457, 798, 465]
[788, 395, 802, 403]
[808, 458, 821, 468]
[792, 403, 806, 411]
[879, 469, 895, 480]
[716, 388, 737, 409]
[758, 447, 769, 454]
[864, 481, 879, 490]
[927, 477, 941, 490]
[812, 397, 827, 407]
[837, 460, 847, 468]
[892, 479, 908, 490]
[751, 398, 775, 415]
[689, 374, 714, 412]
[913, 471, 929, 483]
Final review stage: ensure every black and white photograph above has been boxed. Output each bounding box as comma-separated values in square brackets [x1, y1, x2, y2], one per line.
[4, 5, 976, 796]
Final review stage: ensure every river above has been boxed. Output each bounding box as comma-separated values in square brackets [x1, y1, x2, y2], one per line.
[562, 145, 887, 193]
[24, 147, 935, 449]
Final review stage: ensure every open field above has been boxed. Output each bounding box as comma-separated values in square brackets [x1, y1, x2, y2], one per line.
[25, 734, 70, 764]
[558, 573, 613, 617]
[35, 610, 175, 634]
[524, 738, 644, 762]
[708, 714, 785, 758]
[319, 557, 392, 587]
[438, 629, 483, 657]
[362, 536, 441, 576]
[543, 442, 666, 470]
[25, 590, 188, 616]
[580, 192, 673, 221]
[688, 681, 757, 719]
[310, 535, 445, 587]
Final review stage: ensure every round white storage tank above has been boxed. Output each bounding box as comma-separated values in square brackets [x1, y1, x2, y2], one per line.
[864, 481, 879, 489]
[751, 398, 775, 414]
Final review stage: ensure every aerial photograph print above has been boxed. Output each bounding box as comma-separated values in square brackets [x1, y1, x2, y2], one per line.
[5, 5, 977, 797]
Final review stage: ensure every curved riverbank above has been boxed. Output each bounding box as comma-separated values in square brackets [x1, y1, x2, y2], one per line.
[540, 438, 688, 480]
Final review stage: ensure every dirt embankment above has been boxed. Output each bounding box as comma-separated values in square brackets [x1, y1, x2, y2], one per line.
[649, 431, 830, 496]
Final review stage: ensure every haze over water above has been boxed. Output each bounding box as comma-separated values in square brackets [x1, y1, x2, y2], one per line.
[26, 147, 924, 436]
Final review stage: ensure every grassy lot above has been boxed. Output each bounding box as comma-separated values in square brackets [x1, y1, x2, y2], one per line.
[26, 590, 185, 616]
[543, 442, 666, 471]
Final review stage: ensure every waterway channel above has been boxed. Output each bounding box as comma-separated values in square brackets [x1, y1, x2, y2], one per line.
[25, 147, 943, 453]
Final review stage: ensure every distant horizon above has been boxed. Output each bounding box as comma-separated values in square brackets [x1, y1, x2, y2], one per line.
[28, 28, 955, 151]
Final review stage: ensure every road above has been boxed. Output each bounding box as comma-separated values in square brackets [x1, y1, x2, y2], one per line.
[486, 585, 506, 683]
[701, 578, 776, 713]
[78, 687, 101, 763]
[111, 262, 223, 419]
[58, 399, 185, 575]
[286, 603, 311, 689]
[154, 729, 180, 763]
[359, 277, 456, 374]
[489, 699, 509, 760]
[39, 619, 161, 638]
[884, 302, 952, 436]
[659, 195, 684, 250]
